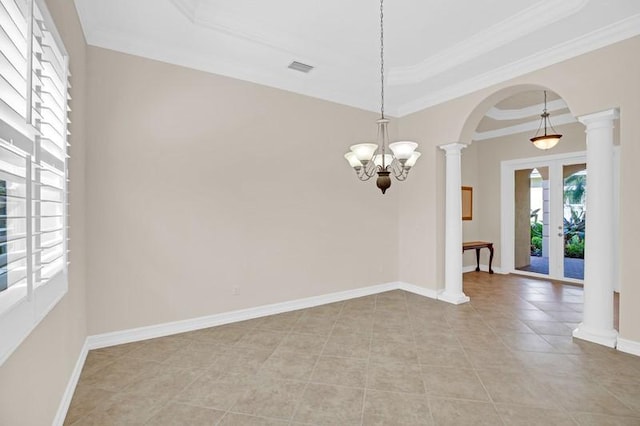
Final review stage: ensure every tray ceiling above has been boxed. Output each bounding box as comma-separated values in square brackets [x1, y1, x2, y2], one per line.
[74, 0, 640, 116]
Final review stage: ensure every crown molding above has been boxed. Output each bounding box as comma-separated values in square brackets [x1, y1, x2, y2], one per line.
[387, 0, 588, 86]
[395, 13, 640, 117]
[473, 112, 576, 141]
[486, 99, 568, 121]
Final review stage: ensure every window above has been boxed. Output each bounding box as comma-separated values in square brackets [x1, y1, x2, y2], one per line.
[0, 0, 69, 365]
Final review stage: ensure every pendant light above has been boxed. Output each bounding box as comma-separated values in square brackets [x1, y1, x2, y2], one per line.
[343, 0, 420, 194]
[530, 90, 562, 150]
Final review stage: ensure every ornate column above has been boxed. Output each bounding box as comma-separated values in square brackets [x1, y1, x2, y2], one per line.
[573, 109, 619, 348]
[438, 143, 470, 305]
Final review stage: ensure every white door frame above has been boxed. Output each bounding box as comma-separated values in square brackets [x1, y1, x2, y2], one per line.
[500, 151, 587, 284]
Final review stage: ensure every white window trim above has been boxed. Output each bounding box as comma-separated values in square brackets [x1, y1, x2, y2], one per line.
[0, 0, 69, 366]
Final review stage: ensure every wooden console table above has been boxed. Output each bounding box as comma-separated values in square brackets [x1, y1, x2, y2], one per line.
[463, 241, 494, 274]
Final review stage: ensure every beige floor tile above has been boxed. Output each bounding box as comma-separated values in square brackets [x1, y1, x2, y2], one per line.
[495, 404, 576, 425]
[415, 346, 472, 369]
[476, 369, 561, 409]
[254, 311, 303, 332]
[422, 367, 490, 401]
[370, 335, 419, 364]
[601, 382, 640, 415]
[219, 413, 288, 425]
[429, 398, 502, 426]
[125, 335, 191, 363]
[332, 317, 374, 336]
[311, 356, 367, 387]
[208, 349, 273, 378]
[121, 364, 203, 402]
[547, 376, 638, 417]
[174, 371, 252, 411]
[293, 383, 364, 425]
[258, 350, 318, 381]
[363, 389, 432, 425]
[292, 316, 337, 336]
[73, 393, 164, 425]
[187, 324, 249, 345]
[89, 341, 146, 359]
[234, 329, 287, 352]
[161, 341, 228, 369]
[66, 277, 640, 426]
[143, 402, 225, 425]
[64, 385, 116, 425]
[499, 332, 557, 353]
[322, 333, 371, 359]
[524, 320, 574, 336]
[571, 412, 640, 425]
[232, 378, 306, 420]
[275, 332, 327, 355]
[367, 361, 425, 394]
[78, 357, 158, 392]
[80, 352, 117, 378]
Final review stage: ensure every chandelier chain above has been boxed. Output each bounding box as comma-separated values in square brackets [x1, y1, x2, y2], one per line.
[380, 0, 384, 119]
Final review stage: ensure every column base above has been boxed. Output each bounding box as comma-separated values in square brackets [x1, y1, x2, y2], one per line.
[573, 324, 618, 348]
[438, 291, 470, 305]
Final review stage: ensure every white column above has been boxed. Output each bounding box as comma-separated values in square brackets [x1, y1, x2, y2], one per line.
[438, 143, 470, 305]
[573, 109, 619, 348]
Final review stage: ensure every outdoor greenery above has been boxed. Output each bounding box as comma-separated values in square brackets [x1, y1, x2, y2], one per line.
[564, 208, 585, 258]
[530, 207, 585, 258]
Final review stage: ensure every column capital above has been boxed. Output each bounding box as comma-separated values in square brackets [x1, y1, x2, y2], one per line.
[439, 142, 468, 154]
[578, 108, 619, 129]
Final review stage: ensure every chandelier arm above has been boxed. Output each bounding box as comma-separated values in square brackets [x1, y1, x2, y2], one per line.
[360, 161, 379, 179]
[356, 169, 375, 181]
[391, 164, 410, 181]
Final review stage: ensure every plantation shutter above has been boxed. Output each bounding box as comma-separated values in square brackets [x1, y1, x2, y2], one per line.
[33, 0, 68, 284]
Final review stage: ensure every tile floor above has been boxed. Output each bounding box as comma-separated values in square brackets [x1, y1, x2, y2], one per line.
[65, 273, 640, 425]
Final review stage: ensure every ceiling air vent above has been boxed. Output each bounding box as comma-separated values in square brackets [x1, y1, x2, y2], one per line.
[288, 61, 314, 73]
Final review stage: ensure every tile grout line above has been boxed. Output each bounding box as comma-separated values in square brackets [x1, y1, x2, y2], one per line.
[405, 291, 436, 425]
[287, 300, 346, 425]
[358, 293, 376, 426]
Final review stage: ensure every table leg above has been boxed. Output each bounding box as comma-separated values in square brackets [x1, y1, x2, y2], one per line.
[475, 248, 480, 272]
[488, 245, 494, 274]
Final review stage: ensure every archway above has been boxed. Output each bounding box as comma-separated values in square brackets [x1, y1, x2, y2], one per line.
[441, 84, 619, 348]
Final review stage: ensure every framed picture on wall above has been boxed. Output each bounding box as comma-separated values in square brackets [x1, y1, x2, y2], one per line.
[462, 186, 473, 220]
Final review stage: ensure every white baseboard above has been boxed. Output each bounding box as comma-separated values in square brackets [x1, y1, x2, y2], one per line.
[87, 281, 405, 350]
[462, 264, 504, 274]
[397, 281, 441, 299]
[617, 338, 640, 357]
[53, 339, 89, 426]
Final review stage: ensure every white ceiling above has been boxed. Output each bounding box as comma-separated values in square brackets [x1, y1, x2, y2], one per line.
[73, 0, 640, 117]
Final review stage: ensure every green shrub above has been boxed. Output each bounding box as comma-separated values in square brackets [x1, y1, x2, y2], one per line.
[565, 235, 585, 258]
[531, 236, 542, 257]
[531, 222, 543, 239]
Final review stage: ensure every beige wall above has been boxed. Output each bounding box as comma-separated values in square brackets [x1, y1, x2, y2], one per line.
[85, 47, 399, 335]
[398, 36, 640, 343]
[0, 0, 87, 425]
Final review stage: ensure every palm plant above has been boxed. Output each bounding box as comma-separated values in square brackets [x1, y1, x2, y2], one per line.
[564, 174, 586, 204]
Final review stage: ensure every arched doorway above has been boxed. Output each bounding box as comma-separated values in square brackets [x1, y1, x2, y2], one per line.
[444, 85, 620, 348]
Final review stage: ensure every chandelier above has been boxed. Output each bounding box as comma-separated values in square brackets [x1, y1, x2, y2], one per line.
[343, 0, 420, 194]
[530, 90, 563, 150]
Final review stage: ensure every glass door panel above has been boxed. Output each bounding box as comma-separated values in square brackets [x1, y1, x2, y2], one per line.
[563, 164, 586, 280]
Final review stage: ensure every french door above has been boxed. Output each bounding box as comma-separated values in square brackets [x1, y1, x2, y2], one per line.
[501, 152, 587, 283]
